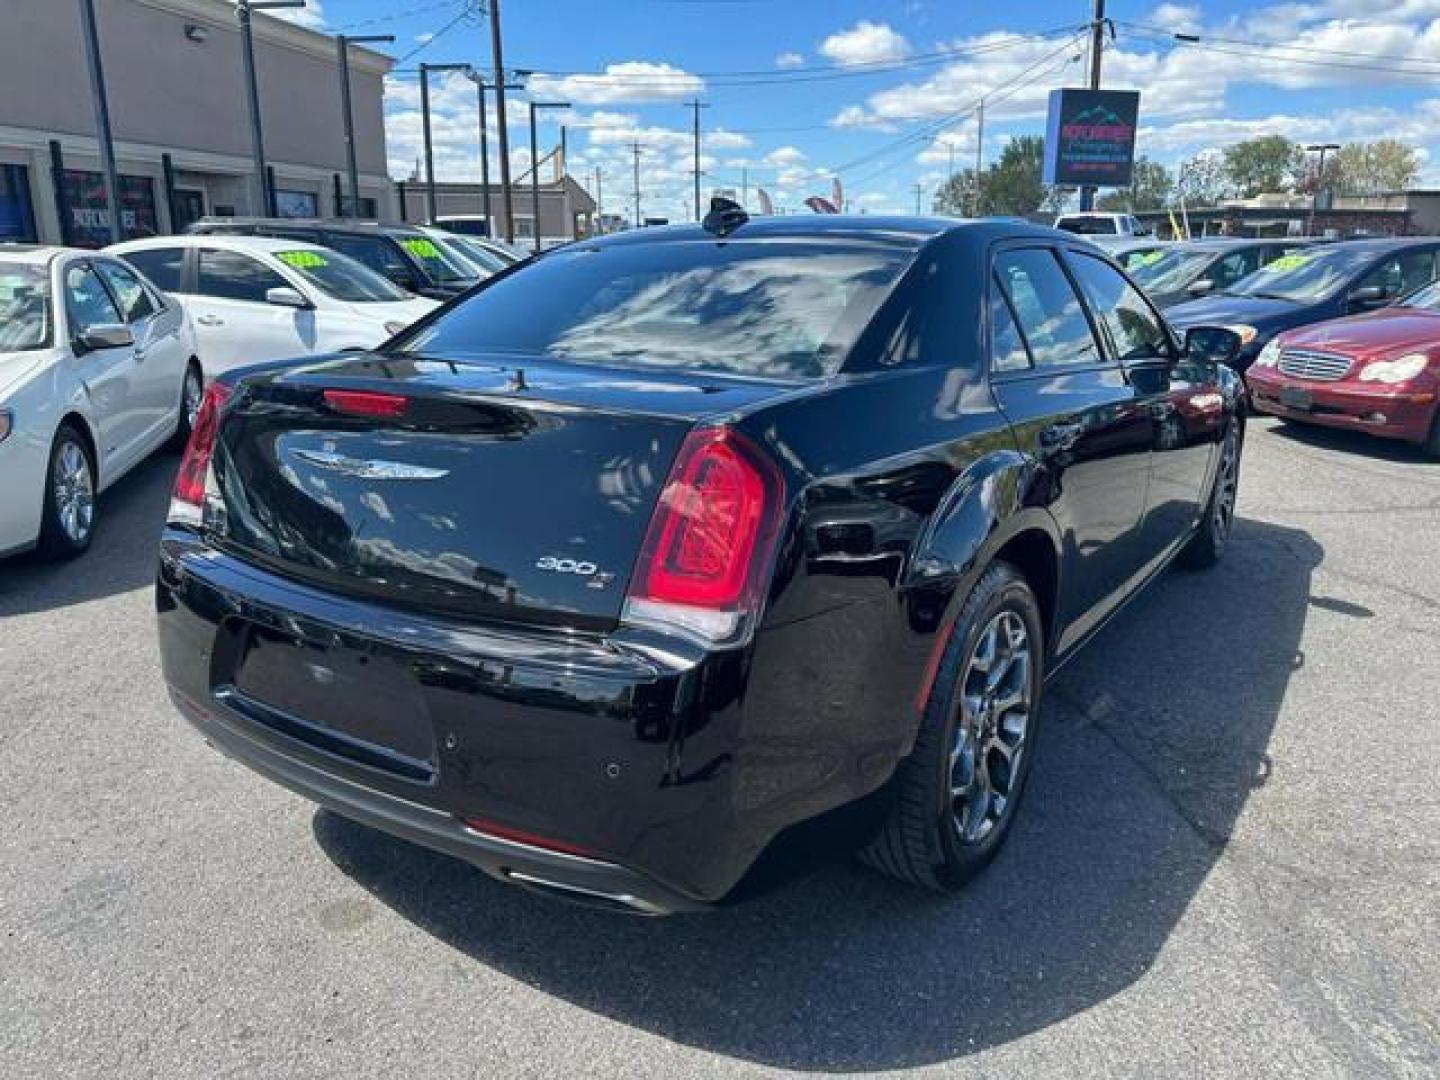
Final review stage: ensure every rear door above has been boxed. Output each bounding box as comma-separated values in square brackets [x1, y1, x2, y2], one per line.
[986, 244, 1155, 652]
[190, 248, 312, 371]
[1064, 248, 1222, 563]
[94, 257, 185, 447]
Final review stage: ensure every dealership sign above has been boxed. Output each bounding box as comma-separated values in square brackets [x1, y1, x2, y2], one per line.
[1043, 89, 1141, 188]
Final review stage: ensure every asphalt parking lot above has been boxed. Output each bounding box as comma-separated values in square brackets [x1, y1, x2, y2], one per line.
[1, 417, 1436, 1079]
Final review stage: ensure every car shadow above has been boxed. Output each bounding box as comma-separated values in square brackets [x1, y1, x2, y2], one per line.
[313, 515, 1320, 1071]
[0, 450, 177, 617]
[1264, 415, 1436, 463]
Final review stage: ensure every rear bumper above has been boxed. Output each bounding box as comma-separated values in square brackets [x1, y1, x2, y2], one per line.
[155, 531, 812, 912]
[1247, 372, 1436, 443]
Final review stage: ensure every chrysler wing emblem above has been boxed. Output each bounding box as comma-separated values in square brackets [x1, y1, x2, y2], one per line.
[293, 449, 449, 481]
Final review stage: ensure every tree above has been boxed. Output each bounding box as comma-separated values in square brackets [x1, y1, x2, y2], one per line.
[980, 135, 1048, 216]
[1176, 149, 1231, 207]
[932, 168, 980, 217]
[1332, 140, 1420, 194]
[1097, 157, 1174, 211]
[1222, 135, 1305, 197]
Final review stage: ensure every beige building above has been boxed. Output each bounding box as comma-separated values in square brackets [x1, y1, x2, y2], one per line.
[1, 0, 393, 247]
[396, 176, 598, 248]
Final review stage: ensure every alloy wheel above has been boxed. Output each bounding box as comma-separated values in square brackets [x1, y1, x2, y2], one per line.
[53, 440, 94, 546]
[1213, 427, 1239, 542]
[950, 609, 1032, 845]
[183, 369, 203, 430]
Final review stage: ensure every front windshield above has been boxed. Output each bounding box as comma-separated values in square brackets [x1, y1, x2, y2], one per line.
[395, 235, 478, 285]
[1228, 247, 1375, 302]
[0, 264, 51, 351]
[394, 239, 914, 380]
[1397, 280, 1440, 312]
[1132, 249, 1214, 292]
[450, 237, 513, 274]
[274, 249, 410, 303]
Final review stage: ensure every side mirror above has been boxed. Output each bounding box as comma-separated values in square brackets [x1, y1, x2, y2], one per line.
[265, 286, 312, 310]
[1183, 326, 1243, 365]
[1347, 284, 1388, 309]
[74, 323, 134, 354]
[1186, 278, 1216, 297]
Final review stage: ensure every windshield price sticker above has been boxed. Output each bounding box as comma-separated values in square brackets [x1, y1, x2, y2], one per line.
[401, 238, 442, 260]
[277, 251, 327, 269]
[1266, 254, 1310, 273]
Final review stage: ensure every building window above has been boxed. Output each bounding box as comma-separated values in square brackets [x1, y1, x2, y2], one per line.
[275, 189, 319, 218]
[60, 170, 159, 248]
[0, 165, 37, 242]
[513, 216, 536, 238]
[339, 196, 377, 219]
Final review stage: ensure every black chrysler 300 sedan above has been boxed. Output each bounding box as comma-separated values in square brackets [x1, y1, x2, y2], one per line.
[157, 213, 1246, 914]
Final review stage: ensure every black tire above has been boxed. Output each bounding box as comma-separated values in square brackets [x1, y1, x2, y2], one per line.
[1423, 412, 1440, 460]
[37, 423, 97, 560]
[1179, 419, 1241, 570]
[859, 561, 1045, 891]
[170, 360, 203, 450]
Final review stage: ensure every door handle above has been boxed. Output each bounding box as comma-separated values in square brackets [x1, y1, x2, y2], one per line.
[133, 349, 147, 363]
[196, 315, 223, 327]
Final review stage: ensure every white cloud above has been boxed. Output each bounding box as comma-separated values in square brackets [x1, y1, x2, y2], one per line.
[764, 146, 807, 167]
[775, 51, 805, 69]
[819, 21, 911, 67]
[1148, 3, 1202, 33]
[525, 62, 704, 105]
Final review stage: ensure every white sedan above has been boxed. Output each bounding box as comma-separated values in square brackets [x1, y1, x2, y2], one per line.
[107, 235, 440, 376]
[1, 245, 200, 559]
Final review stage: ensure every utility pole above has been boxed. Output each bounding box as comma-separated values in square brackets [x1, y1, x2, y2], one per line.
[687, 99, 709, 221]
[631, 143, 643, 228]
[913, 183, 923, 215]
[974, 99, 986, 216]
[420, 63, 471, 225]
[593, 166, 603, 233]
[337, 34, 393, 218]
[236, 2, 304, 217]
[487, 0, 515, 243]
[741, 166, 748, 211]
[1079, 0, 1106, 212]
[528, 101, 568, 253]
[77, 0, 122, 244]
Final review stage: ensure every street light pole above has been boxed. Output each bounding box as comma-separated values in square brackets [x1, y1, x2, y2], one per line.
[420, 63, 471, 225]
[631, 142, 643, 228]
[337, 33, 393, 218]
[236, 1, 305, 217]
[468, 73, 491, 231]
[77, 0, 122, 244]
[688, 99, 708, 222]
[527, 100, 568, 253]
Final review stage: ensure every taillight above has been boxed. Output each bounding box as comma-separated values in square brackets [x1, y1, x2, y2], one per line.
[323, 389, 409, 419]
[169, 381, 232, 525]
[623, 426, 783, 645]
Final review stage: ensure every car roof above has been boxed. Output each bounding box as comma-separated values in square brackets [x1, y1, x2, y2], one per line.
[1322, 236, 1440, 252]
[109, 234, 330, 257]
[561, 214, 1066, 254]
[0, 244, 68, 265]
[190, 216, 424, 237]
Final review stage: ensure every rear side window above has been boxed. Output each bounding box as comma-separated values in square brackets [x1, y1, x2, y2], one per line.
[988, 281, 1031, 372]
[993, 249, 1102, 368]
[197, 249, 288, 302]
[396, 240, 915, 379]
[1066, 252, 1172, 361]
[1359, 249, 1438, 297]
[121, 247, 186, 293]
[94, 260, 157, 323]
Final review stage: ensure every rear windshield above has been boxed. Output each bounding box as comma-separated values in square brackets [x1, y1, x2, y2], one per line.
[394, 239, 915, 379]
[1057, 216, 1119, 235]
[273, 249, 409, 302]
[0, 264, 51, 350]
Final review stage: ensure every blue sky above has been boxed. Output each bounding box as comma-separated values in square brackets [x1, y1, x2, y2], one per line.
[273, 0, 1440, 220]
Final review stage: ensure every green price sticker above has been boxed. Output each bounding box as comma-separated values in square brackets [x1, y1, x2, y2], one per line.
[277, 250, 327, 269]
[1266, 254, 1309, 273]
[1133, 251, 1165, 267]
[401, 238, 442, 260]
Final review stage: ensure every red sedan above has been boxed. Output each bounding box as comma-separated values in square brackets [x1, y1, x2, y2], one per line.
[1248, 282, 1440, 457]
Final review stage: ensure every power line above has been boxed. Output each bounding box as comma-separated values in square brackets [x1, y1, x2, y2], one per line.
[393, 1, 477, 66]
[1119, 22, 1440, 78]
[1117, 19, 1440, 70]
